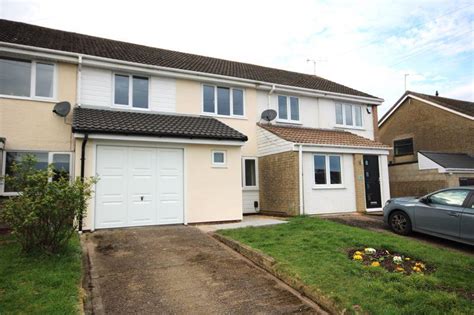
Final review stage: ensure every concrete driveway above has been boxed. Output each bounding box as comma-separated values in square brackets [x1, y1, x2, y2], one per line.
[83, 226, 320, 314]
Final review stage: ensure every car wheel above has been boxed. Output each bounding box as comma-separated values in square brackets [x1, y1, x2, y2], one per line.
[389, 211, 412, 235]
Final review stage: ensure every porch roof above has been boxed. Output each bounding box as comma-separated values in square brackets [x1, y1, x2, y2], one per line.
[258, 123, 390, 149]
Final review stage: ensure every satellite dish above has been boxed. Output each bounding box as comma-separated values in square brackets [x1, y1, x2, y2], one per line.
[52, 101, 71, 117]
[261, 109, 277, 122]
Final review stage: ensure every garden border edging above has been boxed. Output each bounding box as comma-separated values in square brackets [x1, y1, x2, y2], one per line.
[212, 233, 344, 315]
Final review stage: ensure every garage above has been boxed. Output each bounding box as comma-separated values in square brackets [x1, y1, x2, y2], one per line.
[95, 145, 184, 229]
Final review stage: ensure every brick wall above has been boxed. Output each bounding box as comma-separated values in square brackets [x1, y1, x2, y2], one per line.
[353, 154, 366, 212]
[389, 163, 447, 197]
[258, 151, 299, 216]
[379, 98, 474, 164]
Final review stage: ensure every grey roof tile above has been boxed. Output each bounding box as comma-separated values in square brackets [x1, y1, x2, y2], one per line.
[419, 151, 474, 169]
[0, 19, 379, 99]
[72, 107, 248, 141]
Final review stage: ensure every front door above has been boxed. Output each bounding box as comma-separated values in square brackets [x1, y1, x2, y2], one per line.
[363, 155, 382, 209]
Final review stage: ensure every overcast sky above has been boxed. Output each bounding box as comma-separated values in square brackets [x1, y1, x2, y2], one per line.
[1, 0, 473, 115]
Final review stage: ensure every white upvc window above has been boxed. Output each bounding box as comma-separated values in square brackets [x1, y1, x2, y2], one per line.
[335, 103, 363, 128]
[313, 154, 343, 188]
[277, 95, 300, 122]
[211, 150, 227, 167]
[1, 151, 73, 195]
[242, 157, 258, 189]
[0, 57, 56, 100]
[202, 84, 245, 117]
[113, 73, 149, 109]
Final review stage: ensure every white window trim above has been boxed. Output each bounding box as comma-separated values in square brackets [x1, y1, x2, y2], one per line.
[276, 95, 300, 124]
[312, 154, 344, 189]
[201, 84, 246, 118]
[211, 150, 227, 168]
[242, 157, 259, 190]
[112, 73, 150, 110]
[1, 150, 73, 196]
[335, 103, 364, 130]
[0, 58, 58, 101]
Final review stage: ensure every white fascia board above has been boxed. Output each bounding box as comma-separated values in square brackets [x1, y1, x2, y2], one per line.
[444, 168, 474, 174]
[73, 133, 245, 146]
[1, 41, 383, 105]
[0, 46, 79, 63]
[379, 94, 474, 127]
[294, 143, 390, 155]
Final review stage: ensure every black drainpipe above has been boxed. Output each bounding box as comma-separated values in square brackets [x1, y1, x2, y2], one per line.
[79, 133, 89, 232]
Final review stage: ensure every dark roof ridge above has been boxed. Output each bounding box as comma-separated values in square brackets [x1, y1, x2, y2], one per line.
[0, 18, 379, 99]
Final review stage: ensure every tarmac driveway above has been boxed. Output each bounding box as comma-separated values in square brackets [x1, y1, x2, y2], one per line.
[83, 226, 319, 314]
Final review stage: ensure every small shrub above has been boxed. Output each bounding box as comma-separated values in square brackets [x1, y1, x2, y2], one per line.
[0, 155, 96, 254]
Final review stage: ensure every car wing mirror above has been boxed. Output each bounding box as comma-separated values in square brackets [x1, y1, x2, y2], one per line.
[420, 197, 429, 204]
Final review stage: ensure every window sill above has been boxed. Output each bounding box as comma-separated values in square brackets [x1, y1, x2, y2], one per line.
[242, 186, 259, 191]
[334, 124, 365, 131]
[211, 164, 227, 169]
[312, 185, 345, 190]
[112, 105, 151, 111]
[276, 119, 302, 125]
[0, 94, 57, 103]
[201, 112, 247, 120]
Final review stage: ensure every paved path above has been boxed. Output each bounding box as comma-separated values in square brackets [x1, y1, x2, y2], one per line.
[84, 226, 320, 314]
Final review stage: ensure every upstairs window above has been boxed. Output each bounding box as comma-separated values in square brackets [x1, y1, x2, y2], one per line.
[203, 85, 244, 117]
[278, 95, 299, 122]
[114, 74, 149, 109]
[394, 138, 414, 156]
[336, 103, 362, 127]
[0, 57, 55, 99]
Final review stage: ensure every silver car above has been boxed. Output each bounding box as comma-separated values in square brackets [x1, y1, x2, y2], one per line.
[383, 187, 474, 245]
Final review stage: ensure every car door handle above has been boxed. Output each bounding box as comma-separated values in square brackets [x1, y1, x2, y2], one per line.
[447, 212, 460, 217]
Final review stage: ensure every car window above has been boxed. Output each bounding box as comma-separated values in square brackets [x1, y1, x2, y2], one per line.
[429, 190, 470, 207]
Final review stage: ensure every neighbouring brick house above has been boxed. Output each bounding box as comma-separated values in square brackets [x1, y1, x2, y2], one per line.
[379, 91, 474, 197]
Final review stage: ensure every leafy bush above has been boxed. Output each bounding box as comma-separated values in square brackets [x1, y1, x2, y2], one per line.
[0, 155, 95, 253]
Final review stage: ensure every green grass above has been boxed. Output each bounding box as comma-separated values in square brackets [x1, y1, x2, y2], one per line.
[219, 217, 474, 315]
[0, 234, 83, 314]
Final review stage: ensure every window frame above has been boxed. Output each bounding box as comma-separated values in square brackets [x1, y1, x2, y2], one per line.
[312, 154, 344, 189]
[0, 57, 57, 101]
[211, 150, 227, 168]
[393, 138, 414, 156]
[1, 150, 73, 196]
[201, 84, 246, 118]
[335, 103, 364, 129]
[112, 73, 150, 110]
[242, 157, 259, 190]
[277, 95, 300, 123]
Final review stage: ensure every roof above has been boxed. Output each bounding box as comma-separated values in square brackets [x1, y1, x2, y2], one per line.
[419, 151, 474, 169]
[380, 90, 474, 126]
[0, 19, 379, 100]
[72, 107, 248, 141]
[258, 123, 390, 148]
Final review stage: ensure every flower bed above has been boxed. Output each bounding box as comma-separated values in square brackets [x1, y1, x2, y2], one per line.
[349, 248, 434, 275]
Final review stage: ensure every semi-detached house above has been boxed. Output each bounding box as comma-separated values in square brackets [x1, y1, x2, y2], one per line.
[0, 19, 391, 230]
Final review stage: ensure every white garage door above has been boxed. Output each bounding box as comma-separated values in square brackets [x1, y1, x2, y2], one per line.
[95, 145, 184, 229]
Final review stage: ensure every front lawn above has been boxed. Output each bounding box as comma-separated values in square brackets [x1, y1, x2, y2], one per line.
[0, 234, 83, 314]
[219, 217, 474, 314]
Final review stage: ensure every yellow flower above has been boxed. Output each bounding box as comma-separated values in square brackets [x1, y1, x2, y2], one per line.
[353, 254, 363, 261]
[412, 266, 422, 273]
[405, 257, 411, 261]
[415, 262, 425, 269]
[371, 261, 380, 267]
[354, 251, 364, 256]
[395, 267, 405, 272]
